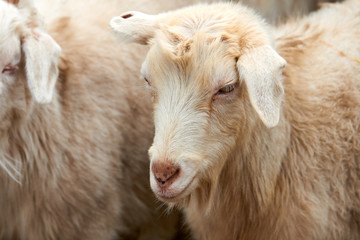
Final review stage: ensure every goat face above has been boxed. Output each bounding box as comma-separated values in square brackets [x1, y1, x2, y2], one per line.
[0, 0, 61, 113]
[141, 35, 246, 203]
[0, 2, 22, 101]
[111, 3, 286, 204]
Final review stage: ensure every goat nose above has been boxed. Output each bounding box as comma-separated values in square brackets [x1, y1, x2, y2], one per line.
[152, 162, 180, 187]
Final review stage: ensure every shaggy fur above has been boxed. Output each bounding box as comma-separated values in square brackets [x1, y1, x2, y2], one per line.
[111, 1, 360, 239]
[0, 0, 207, 239]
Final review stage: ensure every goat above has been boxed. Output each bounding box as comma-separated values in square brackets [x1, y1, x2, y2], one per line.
[111, 0, 360, 239]
[0, 0, 186, 239]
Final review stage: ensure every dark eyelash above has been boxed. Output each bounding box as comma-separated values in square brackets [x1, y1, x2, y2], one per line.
[2, 64, 18, 75]
[217, 83, 236, 95]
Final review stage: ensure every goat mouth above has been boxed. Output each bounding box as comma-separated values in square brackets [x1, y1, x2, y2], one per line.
[154, 175, 197, 203]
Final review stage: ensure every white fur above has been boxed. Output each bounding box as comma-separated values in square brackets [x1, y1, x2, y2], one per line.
[110, 11, 159, 44]
[237, 45, 286, 127]
[23, 28, 61, 103]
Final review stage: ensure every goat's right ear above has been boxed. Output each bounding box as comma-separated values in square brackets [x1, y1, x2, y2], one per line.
[22, 29, 61, 103]
[237, 45, 286, 128]
[110, 11, 159, 45]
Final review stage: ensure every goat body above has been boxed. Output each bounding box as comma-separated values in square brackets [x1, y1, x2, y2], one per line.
[0, 0, 186, 239]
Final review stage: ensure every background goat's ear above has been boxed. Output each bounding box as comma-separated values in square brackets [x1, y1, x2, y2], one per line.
[22, 29, 61, 103]
[4, 0, 34, 8]
[237, 46, 286, 128]
[110, 11, 159, 45]
[4, 0, 19, 5]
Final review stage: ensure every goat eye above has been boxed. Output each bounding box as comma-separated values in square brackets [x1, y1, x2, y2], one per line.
[2, 64, 18, 75]
[217, 83, 236, 95]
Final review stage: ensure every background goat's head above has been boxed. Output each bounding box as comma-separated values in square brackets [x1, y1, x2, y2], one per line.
[111, 3, 286, 205]
[0, 0, 61, 118]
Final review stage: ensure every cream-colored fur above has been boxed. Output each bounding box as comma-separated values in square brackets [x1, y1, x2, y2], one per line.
[0, 0, 208, 239]
[111, 1, 360, 239]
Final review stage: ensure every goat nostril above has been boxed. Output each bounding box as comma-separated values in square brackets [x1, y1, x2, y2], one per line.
[157, 178, 166, 184]
[152, 162, 180, 187]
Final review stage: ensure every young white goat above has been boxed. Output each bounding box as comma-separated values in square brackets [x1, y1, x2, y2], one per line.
[111, 1, 360, 239]
[0, 0, 186, 239]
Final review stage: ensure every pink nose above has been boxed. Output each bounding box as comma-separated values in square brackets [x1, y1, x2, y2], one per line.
[152, 162, 180, 188]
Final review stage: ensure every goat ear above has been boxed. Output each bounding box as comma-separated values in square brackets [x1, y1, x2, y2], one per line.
[5, 0, 34, 8]
[4, 0, 19, 5]
[110, 11, 159, 45]
[22, 29, 61, 103]
[237, 45, 286, 128]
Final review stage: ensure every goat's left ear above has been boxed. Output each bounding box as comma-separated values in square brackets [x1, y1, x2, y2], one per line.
[110, 11, 160, 45]
[237, 45, 286, 128]
[4, 0, 19, 5]
[22, 29, 61, 103]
